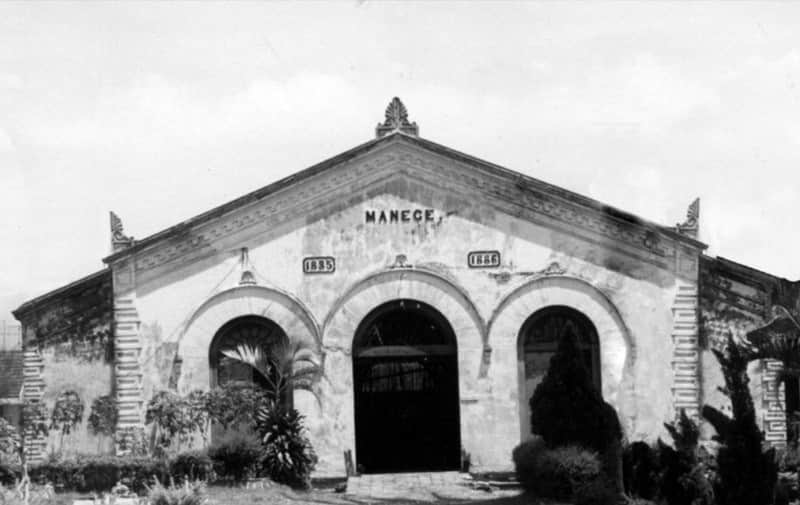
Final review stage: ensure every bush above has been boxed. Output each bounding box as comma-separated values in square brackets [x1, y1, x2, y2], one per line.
[169, 450, 214, 483]
[512, 438, 602, 500]
[657, 411, 715, 505]
[147, 478, 206, 505]
[256, 403, 317, 489]
[573, 477, 618, 505]
[27, 455, 169, 495]
[623, 441, 659, 500]
[208, 431, 263, 482]
[528, 329, 622, 455]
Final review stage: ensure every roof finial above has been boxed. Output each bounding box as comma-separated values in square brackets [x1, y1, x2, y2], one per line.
[375, 97, 419, 138]
[110, 211, 134, 253]
[676, 197, 700, 239]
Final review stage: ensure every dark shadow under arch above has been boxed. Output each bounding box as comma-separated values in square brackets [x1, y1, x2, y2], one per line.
[353, 299, 461, 473]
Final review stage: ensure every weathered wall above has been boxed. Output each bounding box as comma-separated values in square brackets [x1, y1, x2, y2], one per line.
[16, 270, 115, 459]
[121, 143, 701, 476]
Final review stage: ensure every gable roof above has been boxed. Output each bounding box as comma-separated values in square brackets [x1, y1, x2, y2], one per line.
[103, 130, 706, 266]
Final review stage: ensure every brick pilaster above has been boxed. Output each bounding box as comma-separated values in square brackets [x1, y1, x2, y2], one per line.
[671, 284, 701, 419]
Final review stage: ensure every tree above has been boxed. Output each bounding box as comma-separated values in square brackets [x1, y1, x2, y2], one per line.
[219, 338, 321, 406]
[88, 394, 118, 452]
[702, 333, 777, 505]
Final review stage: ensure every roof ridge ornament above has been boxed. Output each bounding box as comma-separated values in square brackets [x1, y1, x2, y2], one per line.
[676, 197, 700, 239]
[375, 97, 419, 138]
[109, 211, 134, 253]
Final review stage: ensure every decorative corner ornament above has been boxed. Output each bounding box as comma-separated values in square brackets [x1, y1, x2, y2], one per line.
[389, 254, 412, 269]
[375, 97, 419, 138]
[109, 211, 134, 253]
[676, 197, 700, 239]
[538, 261, 566, 276]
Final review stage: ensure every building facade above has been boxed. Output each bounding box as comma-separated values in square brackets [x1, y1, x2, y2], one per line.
[12, 98, 800, 475]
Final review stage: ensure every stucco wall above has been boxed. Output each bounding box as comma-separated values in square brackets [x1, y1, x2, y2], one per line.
[127, 165, 695, 475]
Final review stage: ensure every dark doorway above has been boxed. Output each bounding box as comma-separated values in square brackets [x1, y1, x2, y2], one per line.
[353, 299, 461, 473]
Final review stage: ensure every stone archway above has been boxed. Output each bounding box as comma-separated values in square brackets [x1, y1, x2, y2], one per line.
[321, 268, 484, 474]
[352, 299, 461, 473]
[487, 275, 631, 442]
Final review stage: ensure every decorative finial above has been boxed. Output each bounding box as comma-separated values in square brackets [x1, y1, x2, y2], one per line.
[676, 198, 700, 239]
[109, 211, 134, 253]
[375, 97, 419, 138]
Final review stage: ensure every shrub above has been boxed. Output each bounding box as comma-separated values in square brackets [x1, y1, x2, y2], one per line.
[702, 334, 777, 505]
[622, 441, 659, 500]
[88, 394, 118, 439]
[528, 329, 622, 454]
[208, 431, 262, 482]
[573, 477, 618, 505]
[27, 455, 169, 495]
[169, 450, 214, 483]
[205, 381, 268, 431]
[255, 403, 317, 489]
[146, 390, 208, 457]
[511, 439, 602, 500]
[657, 411, 714, 505]
[147, 478, 206, 505]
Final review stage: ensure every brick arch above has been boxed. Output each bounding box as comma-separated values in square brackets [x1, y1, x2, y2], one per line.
[175, 285, 321, 393]
[487, 275, 633, 442]
[317, 267, 485, 473]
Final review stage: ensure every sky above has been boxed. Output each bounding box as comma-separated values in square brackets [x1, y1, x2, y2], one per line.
[2, 2, 800, 322]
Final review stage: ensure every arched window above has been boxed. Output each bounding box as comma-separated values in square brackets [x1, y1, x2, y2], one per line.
[208, 315, 290, 405]
[519, 306, 601, 438]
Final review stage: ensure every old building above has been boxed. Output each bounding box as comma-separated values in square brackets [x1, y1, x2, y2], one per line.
[13, 98, 800, 475]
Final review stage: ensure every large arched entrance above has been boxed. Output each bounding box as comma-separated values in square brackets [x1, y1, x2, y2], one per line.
[518, 306, 601, 439]
[353, 299, 461, 473]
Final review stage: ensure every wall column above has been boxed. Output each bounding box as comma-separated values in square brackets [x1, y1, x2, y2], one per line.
[671, 283, 701, 419]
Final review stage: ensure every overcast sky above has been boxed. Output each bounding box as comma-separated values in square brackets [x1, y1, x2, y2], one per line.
[2, 2, 800, 322]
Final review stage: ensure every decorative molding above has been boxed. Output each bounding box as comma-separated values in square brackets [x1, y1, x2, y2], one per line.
[238, 248, 257, 286]
[762, 359, 787, 447]
[126, 145, 694, 276]
[676, 198, 700, 240]
[21, 345, 46, 462]
[388, 254, 412, 269]
[375, 97, 418, 138]
[538, 261, 566, 276]
[110, 211, 134, 253]
[670, 283, 701, 419]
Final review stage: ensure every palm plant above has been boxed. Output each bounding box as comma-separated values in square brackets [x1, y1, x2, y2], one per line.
[219, 338, 321, 406]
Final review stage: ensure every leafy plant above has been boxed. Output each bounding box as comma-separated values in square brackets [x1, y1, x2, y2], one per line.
[0, 418, 20, 465]
[702, 333, 778, 505]
[145, 390, 208, 456]
[88, 394, 118, 438]
[511, 438, 604, 501]
[657, 410, 715, 505]
[146, 478, 206, 505]
[205, 381, 268, 431]
[207, 431, 262, 482]
[50, 390, 84, 456]
[169, 451, 214, 483]
[220, 338, 321, 405]
[622, 441, 659, 500]
[255, 403, 317, 488]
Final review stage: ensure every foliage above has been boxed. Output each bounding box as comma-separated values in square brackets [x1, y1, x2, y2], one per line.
[26, 455, 169, 495]
[50, 390, 84, 438]
[208, 431, 263, 483]
[623, 441, 660, 500]
[147, 478, 207, 505]
[572, 477, 619, 505]
[115, 426, 149, 456]
[657, 410, 715, 505]
[776, 444, 800, 472]
[87, 394, 118, 438]
[204, 381, 268, 431]
[22, 401, 49, 440]
[220, 338, 321, 405]
[169, 451, 215, 484]
[528, 329, 621, 454]
[512, 438, 602, 500]
[146, 390, 208, 456]
[702, 333, 777, 505]
[255, 403, 317, 489]
[0, 418, 21, 465]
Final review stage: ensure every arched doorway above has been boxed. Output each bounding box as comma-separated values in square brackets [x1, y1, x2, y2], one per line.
[353, 299, 461, 473]
[518, 306, 601, 439]
[208, 315, 291, 406]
